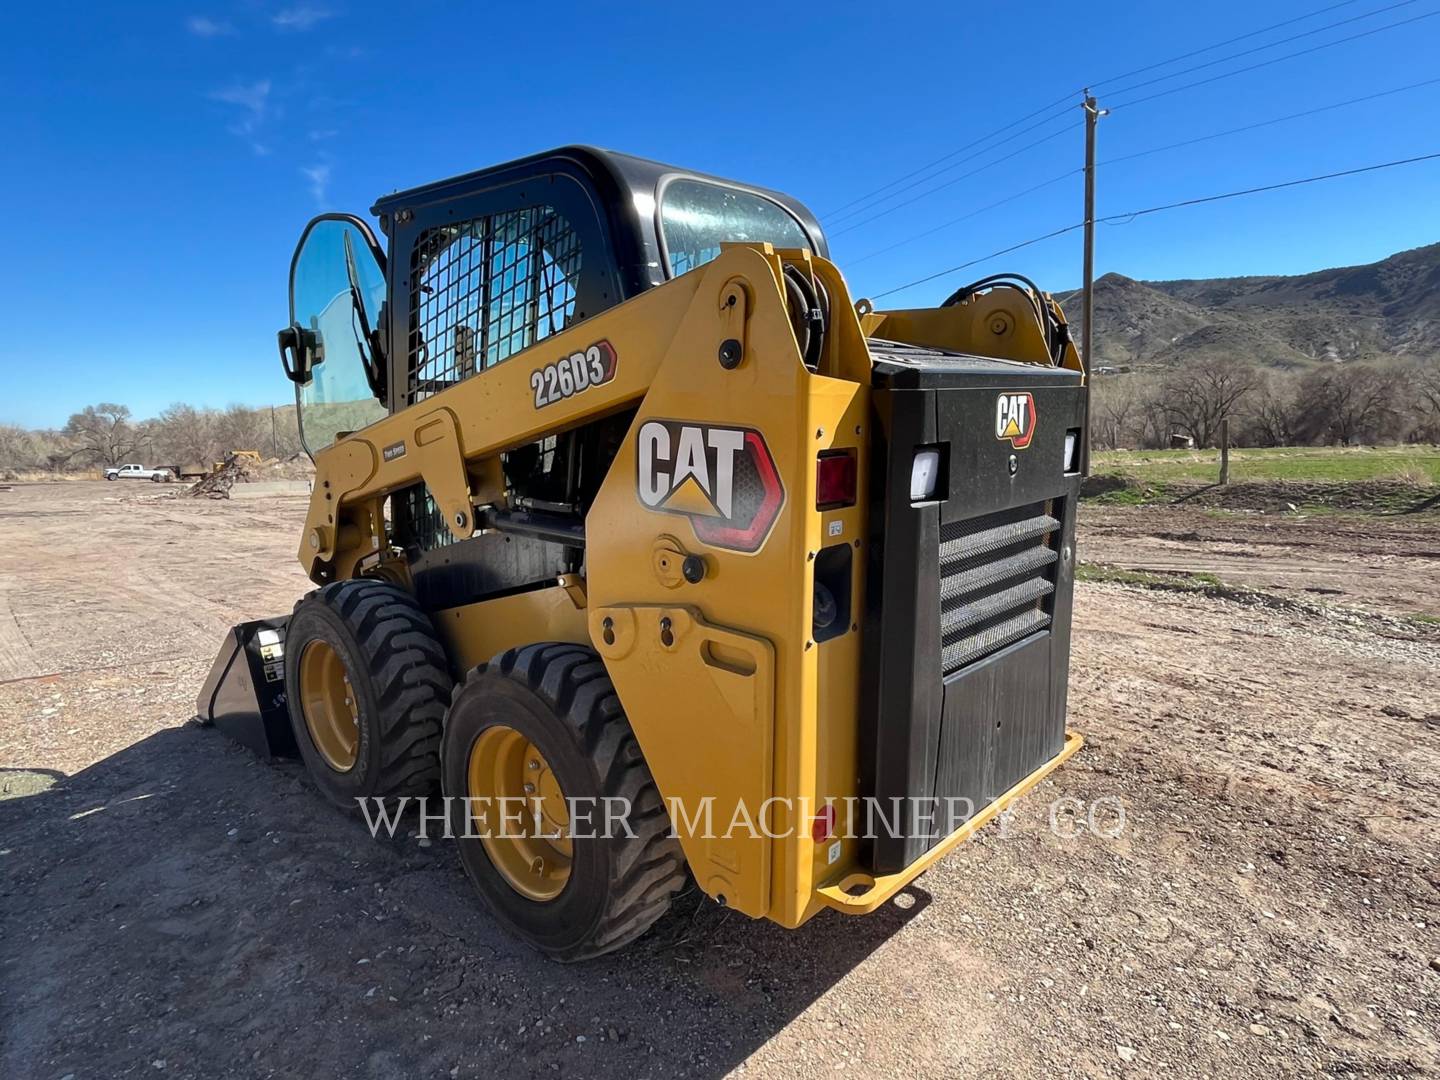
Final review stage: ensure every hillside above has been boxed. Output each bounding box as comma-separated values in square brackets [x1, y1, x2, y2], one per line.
[1057, 241, 1440, 370]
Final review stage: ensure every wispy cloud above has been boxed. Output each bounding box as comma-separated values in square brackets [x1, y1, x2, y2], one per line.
[301, 163, 332, 205]
[272, 6, 335, 30]
[211, 80, 270, 122]
[307, 128, 338, 142]
[186, 15, 235, 37]
[210, 80, 272, 154]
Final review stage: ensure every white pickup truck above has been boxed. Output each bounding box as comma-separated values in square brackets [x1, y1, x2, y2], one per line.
[103, 463, 173, 482]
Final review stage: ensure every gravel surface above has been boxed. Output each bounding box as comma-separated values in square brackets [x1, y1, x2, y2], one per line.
[2, 481, 1438, 1078]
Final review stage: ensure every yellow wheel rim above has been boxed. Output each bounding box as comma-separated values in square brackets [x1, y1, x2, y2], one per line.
[467, 726, 572, 901]
[297, 639, 360, 772]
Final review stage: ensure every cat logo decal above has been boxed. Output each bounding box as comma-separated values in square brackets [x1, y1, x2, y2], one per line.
[636, 421, 783, 553]
[995, 392, 1037, 450]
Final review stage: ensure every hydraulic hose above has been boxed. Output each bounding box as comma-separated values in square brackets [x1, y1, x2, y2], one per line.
[941, 273, 1068, 365]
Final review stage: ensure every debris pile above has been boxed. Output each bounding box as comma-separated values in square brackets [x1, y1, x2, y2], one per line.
[186, 453, 256, 499]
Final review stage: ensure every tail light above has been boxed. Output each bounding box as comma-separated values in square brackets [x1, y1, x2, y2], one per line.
[812, 803, 836, 843]
[816, 450, 856, 509]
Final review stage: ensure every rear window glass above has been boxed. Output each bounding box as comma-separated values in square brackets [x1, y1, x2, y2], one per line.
[660, 180, 810, 277]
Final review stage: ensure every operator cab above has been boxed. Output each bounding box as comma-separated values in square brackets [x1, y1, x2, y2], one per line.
[280, 146, 826, 455]
[279, 146, 827, 610]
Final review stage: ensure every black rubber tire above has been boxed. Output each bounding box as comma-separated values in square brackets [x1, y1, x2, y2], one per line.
[442, 643, 686, 962]
[284, 579, 450, 808]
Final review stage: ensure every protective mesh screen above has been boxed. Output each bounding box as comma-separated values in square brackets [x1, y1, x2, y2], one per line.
[405, 206, 582, 405]
[389, 482, 454, 553]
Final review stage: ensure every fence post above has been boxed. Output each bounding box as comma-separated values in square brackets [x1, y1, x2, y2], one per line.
[1219, 418, 1230, 485]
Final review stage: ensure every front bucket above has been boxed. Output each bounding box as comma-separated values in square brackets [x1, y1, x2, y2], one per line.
[196, 617, 299, 759]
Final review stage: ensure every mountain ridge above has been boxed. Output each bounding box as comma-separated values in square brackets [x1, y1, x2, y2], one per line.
[1055, 241, 1440, 370]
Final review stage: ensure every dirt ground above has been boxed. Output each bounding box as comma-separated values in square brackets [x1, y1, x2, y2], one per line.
[1082, 501, 1440, 619]
[2, 481, 1438, 1079]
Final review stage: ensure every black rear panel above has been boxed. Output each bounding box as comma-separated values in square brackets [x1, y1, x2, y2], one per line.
[861, 344, 1084, 874]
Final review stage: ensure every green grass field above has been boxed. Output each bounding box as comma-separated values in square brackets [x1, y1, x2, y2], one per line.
[1091, 445, 1440, 485]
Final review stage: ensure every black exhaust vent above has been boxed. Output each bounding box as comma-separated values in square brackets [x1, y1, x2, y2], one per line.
[938, 501, 1060, 674]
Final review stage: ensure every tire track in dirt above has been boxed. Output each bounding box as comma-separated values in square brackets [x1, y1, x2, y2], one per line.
[0, 585, 42, 682]
[1080, 503, 1440, 617]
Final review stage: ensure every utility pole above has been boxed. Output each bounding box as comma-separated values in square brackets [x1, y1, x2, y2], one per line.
[270, 405, 278, 459]
[1081, 92, 1106, 475]
[1219, 417, 1231, 485]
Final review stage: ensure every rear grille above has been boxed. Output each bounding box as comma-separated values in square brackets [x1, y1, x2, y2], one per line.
[939, 501, 1060, 674]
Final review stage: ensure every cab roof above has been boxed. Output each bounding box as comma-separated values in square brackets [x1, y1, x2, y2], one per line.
[369, 144, 828, 260]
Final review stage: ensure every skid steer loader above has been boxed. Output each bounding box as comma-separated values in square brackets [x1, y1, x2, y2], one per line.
[197, 146, 1086, 960]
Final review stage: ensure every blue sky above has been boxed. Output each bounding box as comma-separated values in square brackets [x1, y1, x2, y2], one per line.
[3, 0, 1438, 428]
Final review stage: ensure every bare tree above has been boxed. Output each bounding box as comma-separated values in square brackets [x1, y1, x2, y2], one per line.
[1090, 376, 1142, 449]
[1130, 377, 1172, 449]
[1414, 357, 1440, 443]
[0, 424, 29, 468]
[7, 401, 309, 475]
[213, 404, 273, 457]
[1161, 357, 1256, 448]
[1245, 372, 1304, 447]
[1298, 365, 1400, 445]
[63, 404, 150, 466]
[0, 424, 44, 472]
[153, 403, 216, 465]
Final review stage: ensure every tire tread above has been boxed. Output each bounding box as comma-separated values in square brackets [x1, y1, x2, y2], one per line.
[298, 579, 447, 798]
[455, 641, 685, 962]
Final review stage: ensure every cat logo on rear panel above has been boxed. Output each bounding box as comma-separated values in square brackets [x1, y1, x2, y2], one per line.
[636, 421, 784, 553]
[995, 392, 1037, 450]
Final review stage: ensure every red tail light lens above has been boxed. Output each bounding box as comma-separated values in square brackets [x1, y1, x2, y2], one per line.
[812, 803, 836, 843]
[816, 451, 857, 509]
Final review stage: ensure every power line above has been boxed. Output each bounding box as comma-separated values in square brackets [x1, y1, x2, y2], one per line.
[829, 120, 1079, 236]
[817, 0, 1411, 225]
[821, 98, 1077, 223]
[1098, 150, 1440, 224]
[828, 3, 1437, 242]
[846, 76, 1440, 268]
[871, 150, 1440, 300]
[847, 169, 1080, 266]
[1085, 0, 1369, 91]
[871, 224, 1087, 300]
[1102, 75, 1440, 165]
[1111, 6, 1440, 109]
[1104, 0, 1424, 100]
